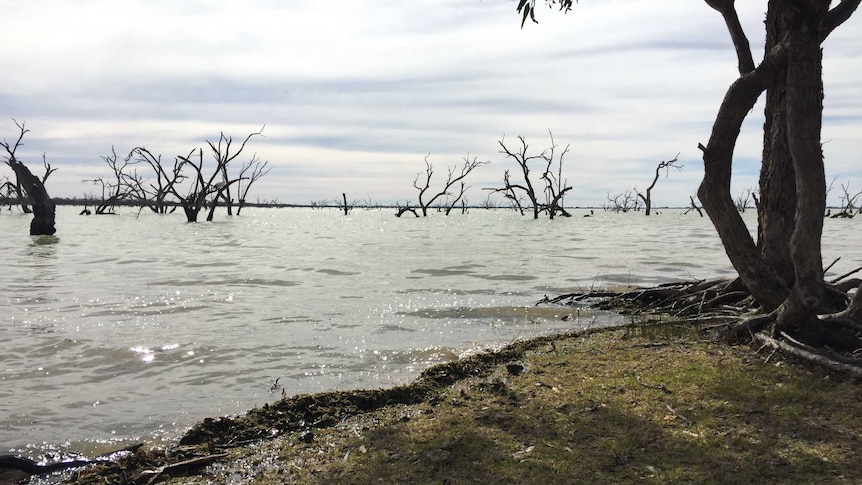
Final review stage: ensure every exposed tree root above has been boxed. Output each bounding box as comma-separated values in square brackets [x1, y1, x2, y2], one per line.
[753, 332, 862, 378]
[542, 278, 862, 377]
[542, 278, 757, 319]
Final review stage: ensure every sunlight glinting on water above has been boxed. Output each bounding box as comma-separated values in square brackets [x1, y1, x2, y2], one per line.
[2, 206, 860, 460]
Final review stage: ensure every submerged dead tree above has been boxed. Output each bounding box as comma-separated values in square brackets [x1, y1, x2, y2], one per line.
[127, 146, 185, 214]
[235, 156, 271, 215]
[488, 132, 572, 219]
[85, 147, 137, 214]
[1, 120, 55, 235]
[605, 190, 640, 213]
[404, 153, 488, 217]
[635, 155, 681, 216]
[518, 1, 862, 363]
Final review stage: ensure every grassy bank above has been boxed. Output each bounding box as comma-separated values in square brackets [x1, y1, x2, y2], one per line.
[66, 322, 861, 484]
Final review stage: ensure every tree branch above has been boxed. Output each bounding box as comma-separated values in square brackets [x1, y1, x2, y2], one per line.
[704, 0, 756, 74]
[697, 40, 789, 311]
[822, 0, 861, 41]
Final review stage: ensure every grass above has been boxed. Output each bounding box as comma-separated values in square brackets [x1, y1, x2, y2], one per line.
[72, 323, 862, 485]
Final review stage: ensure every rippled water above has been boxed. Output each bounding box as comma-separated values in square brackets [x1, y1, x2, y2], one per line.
[2, 206, 860, 459]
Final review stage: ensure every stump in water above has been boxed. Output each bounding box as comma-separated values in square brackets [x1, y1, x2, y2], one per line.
[9, 160, 55, 235]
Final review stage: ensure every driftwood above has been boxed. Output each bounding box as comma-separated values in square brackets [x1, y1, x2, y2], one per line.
[0, 443, 142, 475]
[133, 453, 229, 485]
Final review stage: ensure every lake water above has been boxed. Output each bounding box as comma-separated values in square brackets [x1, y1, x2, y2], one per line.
[2, 206, 860, 460]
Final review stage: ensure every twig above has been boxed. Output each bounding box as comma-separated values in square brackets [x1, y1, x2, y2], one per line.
[824, 257, 841, 274]
[664, 403, 690, 425]
[136, 453, 229, 485]
[830, 265, 862, 284]
[636, 375, 672, 394]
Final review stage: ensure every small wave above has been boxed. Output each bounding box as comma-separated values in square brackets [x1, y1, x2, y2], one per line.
[316, 269, 361, 276]
[412, 268, 476, 277]
[471, 274, 538, 281]
[398, 305, 591, 321]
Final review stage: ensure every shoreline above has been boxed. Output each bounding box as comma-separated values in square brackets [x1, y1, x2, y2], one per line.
[23, 320, 860, 484]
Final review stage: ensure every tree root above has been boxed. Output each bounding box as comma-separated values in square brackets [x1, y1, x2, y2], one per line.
[753, 331, 862, 377]
[542, 278, 862, 376]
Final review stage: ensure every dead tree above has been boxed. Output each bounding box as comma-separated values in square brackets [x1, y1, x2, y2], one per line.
[831, 181, 861, 218]
[1, 119, 33, 213]
[685, 195, 704, 217]
[635, 155, 681, 216]
[235, 156, 271, 215]
[489, 133, 572, 219]
[540, 132, 573, 219]
[408, 153, 488, 217]
[8, 161, 56, 235]
[0, 176, 14, 207]
[735, 187, 756, 213]
[206, 129, 265, 221]
[484, 170, 526, 215]
[84, 147, 135, 214]
[128, 147, 185, 214]
[166, 128, 264, 222]
[1, 120, 55, 234]
[338, 193, 359, 215]
[203, 129, 264, 219]
[605, 190, 639, 213]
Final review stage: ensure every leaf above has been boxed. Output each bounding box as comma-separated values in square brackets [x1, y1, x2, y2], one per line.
[520, 4, 531, 28]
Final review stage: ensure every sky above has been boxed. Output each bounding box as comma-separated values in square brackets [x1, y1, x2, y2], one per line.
[1, 1, 861, 208]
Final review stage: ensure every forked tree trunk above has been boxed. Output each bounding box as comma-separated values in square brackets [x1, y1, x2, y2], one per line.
[700, 1, 837, 334]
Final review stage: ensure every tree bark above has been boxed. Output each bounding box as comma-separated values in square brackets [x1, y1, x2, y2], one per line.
[757, 0, 797, 295]
[776, 1, 830, 330]
[701, 0, 843, 335]
[697, 45, 789, 311]
[9, 160, 55, 235]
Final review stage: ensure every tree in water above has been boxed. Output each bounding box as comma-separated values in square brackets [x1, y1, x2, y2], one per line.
[517, 1, 862, 350]
[489, 132, 572, 219]
[402, 153, 488, 217]
[1, 120, 56, 235]
[635, 155, 681, 216]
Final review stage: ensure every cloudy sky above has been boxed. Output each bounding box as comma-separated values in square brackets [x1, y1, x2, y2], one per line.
[2, 1, 860, 207]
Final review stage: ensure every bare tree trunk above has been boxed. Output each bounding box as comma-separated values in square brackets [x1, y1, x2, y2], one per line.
[776, 1, 829, 330]
[9, 160, 55, 235]
[696, 34, 788, 311]
[699, 0, 843, 334]
[757, 1, 797, 292]
[637, 156, 680, 216]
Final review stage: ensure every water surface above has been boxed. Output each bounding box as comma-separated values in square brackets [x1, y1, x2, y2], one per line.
[2, 206, 859, 459]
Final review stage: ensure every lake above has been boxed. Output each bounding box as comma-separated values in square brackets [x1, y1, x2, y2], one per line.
[2, 206, 859, 460]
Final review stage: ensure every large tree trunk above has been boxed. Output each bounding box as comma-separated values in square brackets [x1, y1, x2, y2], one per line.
[756, 1, 796, 292]
[9, 160, 55, 235]
[701, 1, 836, 336]
[775, 1, 829, 332]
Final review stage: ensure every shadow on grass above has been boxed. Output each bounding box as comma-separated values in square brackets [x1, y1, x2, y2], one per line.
[307, 336, 859, 484]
